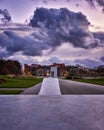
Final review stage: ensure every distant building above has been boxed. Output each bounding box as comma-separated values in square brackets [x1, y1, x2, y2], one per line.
[24, 63, 103, 78]
[51, 63, 66, 77]
[31, 64, 41, 76]
[97, 65, 104, 76]
[24, 64, 32, 75]
[24, 63, 66, 77]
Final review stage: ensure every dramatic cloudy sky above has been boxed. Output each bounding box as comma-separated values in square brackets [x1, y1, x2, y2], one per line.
[0, 0, 104, 68]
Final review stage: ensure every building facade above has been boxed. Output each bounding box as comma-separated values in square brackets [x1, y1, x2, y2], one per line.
[24, 63, 104, 78]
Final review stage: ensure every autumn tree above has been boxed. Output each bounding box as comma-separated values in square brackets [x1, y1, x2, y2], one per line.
[0, 59, 22, 75]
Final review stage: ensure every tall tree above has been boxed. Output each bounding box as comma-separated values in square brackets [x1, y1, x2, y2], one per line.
[5, 60, 18, 75]
[0, 59, 21, 75]
[0, 59, 5, 74]
[13, 60, 22, 75]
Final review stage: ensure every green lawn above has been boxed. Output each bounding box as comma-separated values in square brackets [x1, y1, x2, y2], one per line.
[0, 75, 43, 88]
[0, 90, 23, 94]
[72, 78, 104, 86]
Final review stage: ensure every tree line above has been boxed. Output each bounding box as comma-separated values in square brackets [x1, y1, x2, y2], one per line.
[0, 59, 21, 75]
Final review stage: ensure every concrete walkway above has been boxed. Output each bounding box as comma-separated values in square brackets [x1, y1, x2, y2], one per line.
[59, 79, 104, 94]
[0, 79, 104, 130]
[21, 83, 42, 95]
[0, 95, 104, 130]
[39, 78, 61, 95]
[21, 78, 104, 95]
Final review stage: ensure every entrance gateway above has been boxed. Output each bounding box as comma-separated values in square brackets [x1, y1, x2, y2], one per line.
[50, 66, 58, 78]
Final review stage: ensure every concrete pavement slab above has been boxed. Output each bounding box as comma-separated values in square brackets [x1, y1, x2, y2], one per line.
[59, 79, 104, 94]
[0, 95, 104, 130]
[39, 78, 61, 95]
[21, 83, 42, 95]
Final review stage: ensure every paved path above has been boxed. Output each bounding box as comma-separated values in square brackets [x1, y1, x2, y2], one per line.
[0, 95, 104, 130]
[39, 78, 61, 95]
[21, 83, 42, 95]
[1, 79, 104, 129]
[59, 79, 104, 94]
[21, 79, 104, 95]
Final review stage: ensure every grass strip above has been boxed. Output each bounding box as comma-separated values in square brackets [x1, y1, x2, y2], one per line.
[0, 75, 43, 88]
[0, 90, 23, 94]
[72, 78, 104, 86]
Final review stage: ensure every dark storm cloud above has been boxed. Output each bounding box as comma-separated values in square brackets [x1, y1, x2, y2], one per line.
[43, 0, 48, 4]
[31, 0, 104, 11]
[29, 8, 97, 49]
[0, 31, 25, 53]
[93, 32, 104, 41]
[86, 0, 104, 12]
[0, 23, 33, 32]
[0, 8, 100, 58]
[86, 0, 95, 7]
[0, 31, 44, 57]
[0, 9, 12, 24]
[93, 32, 104, 46]
[75, 59, 101, 68]
[97, 0, 104, 6]
[100, 56, 104, 62]
[85, 0, 104, 7]
[30, 8, 90, 28]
